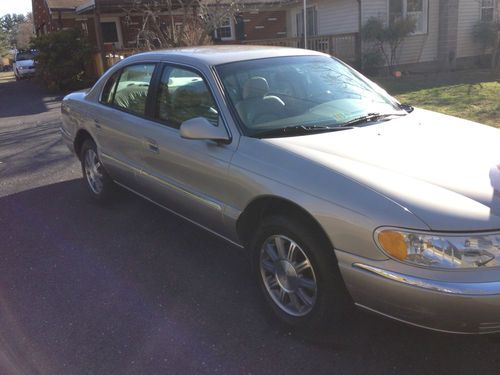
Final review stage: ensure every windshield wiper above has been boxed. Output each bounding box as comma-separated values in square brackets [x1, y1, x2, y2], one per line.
[254, 125, 354, 139]
[339, 112, 407, 127]
[399, 103, 414, 113]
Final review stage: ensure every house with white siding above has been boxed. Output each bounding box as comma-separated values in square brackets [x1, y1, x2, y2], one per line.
[252, 0, 499, 70]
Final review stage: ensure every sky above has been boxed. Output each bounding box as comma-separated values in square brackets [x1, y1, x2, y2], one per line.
[0, 0, 32, 18]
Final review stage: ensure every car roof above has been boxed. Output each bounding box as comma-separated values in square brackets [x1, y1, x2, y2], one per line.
[124, 45, 328, 66]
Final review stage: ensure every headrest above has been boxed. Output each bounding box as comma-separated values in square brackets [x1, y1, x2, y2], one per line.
[242, 77, 269, 99]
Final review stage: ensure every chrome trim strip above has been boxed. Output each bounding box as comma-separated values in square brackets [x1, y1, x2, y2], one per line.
[115, 181, 244, 249]
[140, 169, 222, 212]
[353, 263, 500, 295]
[100, 152, 142, 174]
[102, 152, 223, 212]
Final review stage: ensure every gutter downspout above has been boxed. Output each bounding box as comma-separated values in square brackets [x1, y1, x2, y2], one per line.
[303, 0, 307, 49]
[58, 10, 62, 30]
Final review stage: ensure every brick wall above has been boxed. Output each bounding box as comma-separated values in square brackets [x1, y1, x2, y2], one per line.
[32, 0, 53, 35]
[241, 10, 287, 40]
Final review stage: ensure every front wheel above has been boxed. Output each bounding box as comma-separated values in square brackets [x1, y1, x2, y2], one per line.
[80, 139, 115, 202]
[251, 215, 351, 330]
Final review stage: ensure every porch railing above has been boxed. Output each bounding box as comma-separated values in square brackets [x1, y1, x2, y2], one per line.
[242, 33, 360, 64]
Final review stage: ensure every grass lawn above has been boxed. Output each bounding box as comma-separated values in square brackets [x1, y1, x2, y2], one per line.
[375, 69, 500, 128]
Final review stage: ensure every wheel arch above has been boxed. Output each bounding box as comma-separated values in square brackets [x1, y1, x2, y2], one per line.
[236, 195, 334, 251]
[74, 129, 94, 160]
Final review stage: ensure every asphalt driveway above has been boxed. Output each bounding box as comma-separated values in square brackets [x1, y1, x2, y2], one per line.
[1, 73, 500, 375]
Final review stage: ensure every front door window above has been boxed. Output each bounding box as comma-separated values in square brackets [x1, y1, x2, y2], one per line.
[155, 66, 219, 128]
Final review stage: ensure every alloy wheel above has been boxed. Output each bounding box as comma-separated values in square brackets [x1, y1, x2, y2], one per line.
[260, 235, 318, 317]
[84, 148, 104, 195]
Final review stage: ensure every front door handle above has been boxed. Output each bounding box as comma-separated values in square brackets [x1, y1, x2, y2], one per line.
[146, 138, 159, 153]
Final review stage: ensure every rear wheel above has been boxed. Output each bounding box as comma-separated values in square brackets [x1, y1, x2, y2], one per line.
[251, 215, 351, 329]
[80, 139, 115, 202]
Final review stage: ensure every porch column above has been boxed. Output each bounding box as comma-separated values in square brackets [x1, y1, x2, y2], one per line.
[92, 0, 107, 75]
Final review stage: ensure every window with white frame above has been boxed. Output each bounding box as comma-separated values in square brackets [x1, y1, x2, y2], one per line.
[481, 0, 495, 22]
[389, 0, 428, 34]
[215, 18, 234, 40]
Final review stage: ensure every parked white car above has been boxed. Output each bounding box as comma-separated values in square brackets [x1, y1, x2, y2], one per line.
[13, 51, 36, 80]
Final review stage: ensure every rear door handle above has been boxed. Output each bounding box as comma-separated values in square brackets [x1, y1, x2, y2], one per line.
[146, 138, 159, 153]
[94, 119, 102, 129]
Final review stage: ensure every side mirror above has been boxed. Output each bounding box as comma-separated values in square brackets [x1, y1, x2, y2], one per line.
[179, 117, 230, 143]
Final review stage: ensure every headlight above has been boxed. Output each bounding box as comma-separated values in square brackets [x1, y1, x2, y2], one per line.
[18, 66, 24, 70]
[375, 228, 500, 269]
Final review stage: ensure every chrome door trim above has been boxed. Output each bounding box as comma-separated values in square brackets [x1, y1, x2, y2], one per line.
[139, 169, 223, 212]
[100, 152, 142, 174]
[103, 151, 222, 213]
[115, 181, 243, 249]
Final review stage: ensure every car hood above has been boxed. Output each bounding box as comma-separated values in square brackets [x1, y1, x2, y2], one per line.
[15, 60, 34, 67]
[265, 109, 500, 231]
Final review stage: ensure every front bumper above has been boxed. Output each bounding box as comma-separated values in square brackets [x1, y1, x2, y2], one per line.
[17, 68, 35, 78]
[337, 250, 500, 334]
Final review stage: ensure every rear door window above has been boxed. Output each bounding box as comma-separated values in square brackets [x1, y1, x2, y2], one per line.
[108, 64, 156, 116]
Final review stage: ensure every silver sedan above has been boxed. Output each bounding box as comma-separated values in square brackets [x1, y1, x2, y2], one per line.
[61, 46, 500, 334]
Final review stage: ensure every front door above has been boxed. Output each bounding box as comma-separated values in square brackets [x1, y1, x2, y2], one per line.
[136, 64, 237, 236]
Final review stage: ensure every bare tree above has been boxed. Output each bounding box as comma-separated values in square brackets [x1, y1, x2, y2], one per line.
[15, 13, 34, 50]
[0, 30, 9, 57]
[122, 0, 242, 51]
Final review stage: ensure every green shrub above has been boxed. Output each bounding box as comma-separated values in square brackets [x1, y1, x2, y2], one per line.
[362, 50, 384, 76]
[30, 28, 92, 91]
[473, 22, 497, 49]
[473, 21, 500, 69]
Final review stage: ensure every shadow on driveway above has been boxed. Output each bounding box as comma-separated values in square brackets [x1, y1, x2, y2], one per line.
[0, 118, 75, 179]
[0, 75, 63, 119]
[1, 180, 500, 374]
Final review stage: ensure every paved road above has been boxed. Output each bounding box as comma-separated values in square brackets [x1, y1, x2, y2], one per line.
[1, 74, 500, 375]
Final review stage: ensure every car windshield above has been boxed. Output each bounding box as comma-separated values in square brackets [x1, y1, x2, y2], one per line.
[216, 55, 405, 137]
[16, 52, 36, 61]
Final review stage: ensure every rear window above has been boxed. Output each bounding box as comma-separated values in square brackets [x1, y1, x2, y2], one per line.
[100, 72, 119, 104]
[100, 64, 156, 116]
[16, 52, 36, 61]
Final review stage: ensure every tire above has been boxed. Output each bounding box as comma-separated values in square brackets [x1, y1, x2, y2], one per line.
[251, 214, 351, 330]
[80, 139, 115, 202]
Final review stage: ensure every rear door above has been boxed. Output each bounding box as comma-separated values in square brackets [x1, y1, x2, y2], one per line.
[89, 63, 157, 189]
